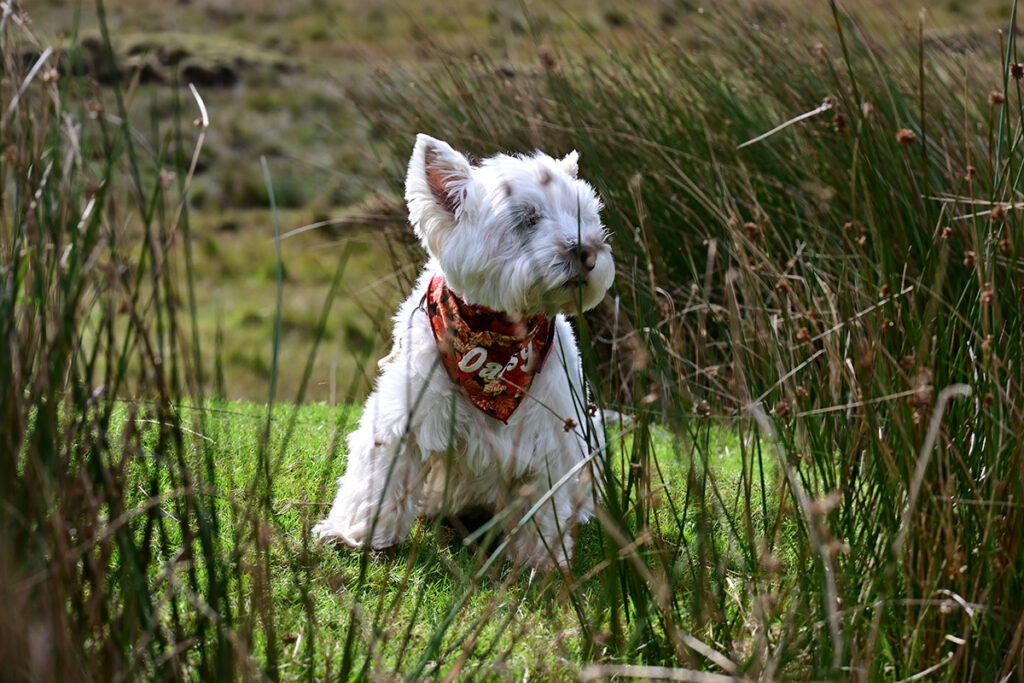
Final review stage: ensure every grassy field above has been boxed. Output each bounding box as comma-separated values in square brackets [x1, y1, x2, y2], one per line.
[80, 399, 741, 680]
[4, 0, 1024, 680]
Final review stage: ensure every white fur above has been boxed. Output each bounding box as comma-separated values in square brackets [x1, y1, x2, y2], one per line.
[314, 134, 614, 570]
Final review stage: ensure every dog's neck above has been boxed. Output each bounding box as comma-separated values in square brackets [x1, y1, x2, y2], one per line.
[440, 285, 542, 336]
[425, 275, 555, 422]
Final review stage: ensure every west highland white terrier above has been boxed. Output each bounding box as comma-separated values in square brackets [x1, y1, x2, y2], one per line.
[314, 134, 614, 569]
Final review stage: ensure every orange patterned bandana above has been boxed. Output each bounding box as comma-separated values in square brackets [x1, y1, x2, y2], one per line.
[426, 275, 555, 423]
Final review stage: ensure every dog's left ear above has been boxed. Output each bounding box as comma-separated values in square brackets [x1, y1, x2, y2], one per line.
[559, 150, 579, 178]
[406, 134, 474, 255]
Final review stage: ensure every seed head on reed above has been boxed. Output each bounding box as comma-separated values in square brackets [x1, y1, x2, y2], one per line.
[538, 46, 556, 70]
[773, 400, 791, 418]
[895, 128, 916, 147]
[908, 369, 934, 426]
[980, 283, 994, 305]
[809, 491, 841, 517]
[760, 551, 783, 574]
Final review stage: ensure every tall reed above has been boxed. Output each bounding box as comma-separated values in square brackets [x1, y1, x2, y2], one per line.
[353, 2, 1024, 678]
[0, 3, 286, 678]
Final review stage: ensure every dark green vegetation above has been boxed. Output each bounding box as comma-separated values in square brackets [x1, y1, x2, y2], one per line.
[4, 0, 1024, 680]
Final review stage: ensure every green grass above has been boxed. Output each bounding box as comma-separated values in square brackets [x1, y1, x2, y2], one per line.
[90, 399, 742, 680]
[4, 0, 1024, 680]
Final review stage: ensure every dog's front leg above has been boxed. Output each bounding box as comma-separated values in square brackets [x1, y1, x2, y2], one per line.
[314, 421, 425, 551]
[505, 475, 583, 571]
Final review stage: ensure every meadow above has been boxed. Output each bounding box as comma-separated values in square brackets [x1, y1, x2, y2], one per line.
[3, 0, 1023, 680]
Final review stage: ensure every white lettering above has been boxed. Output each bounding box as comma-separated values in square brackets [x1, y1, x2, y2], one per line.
[458, 347, 488, 373]
[504, 356, 520, 373]
[521, 344, 536, 372]
[479, 362, 504, 380]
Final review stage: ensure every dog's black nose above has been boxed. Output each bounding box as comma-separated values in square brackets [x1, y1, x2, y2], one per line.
[573, 244, 597, 272]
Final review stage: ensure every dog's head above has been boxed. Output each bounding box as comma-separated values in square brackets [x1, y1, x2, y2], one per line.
[405, 134, 614, 315]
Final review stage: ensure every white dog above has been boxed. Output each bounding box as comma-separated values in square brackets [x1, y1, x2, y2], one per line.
[314, 134, 614, 569]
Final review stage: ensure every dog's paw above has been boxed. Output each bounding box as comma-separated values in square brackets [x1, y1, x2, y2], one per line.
[507, 529, 572, 572]
[314, 513, 412, 551]
[313, 518, 368, 549]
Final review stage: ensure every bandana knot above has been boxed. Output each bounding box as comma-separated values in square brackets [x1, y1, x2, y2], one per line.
[426, 275, 555, 423]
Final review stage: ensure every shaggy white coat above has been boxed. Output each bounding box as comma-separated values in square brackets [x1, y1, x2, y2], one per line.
[313, 134, 614, 569]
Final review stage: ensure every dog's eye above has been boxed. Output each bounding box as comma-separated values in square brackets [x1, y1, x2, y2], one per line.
[515, 206, 542, 232]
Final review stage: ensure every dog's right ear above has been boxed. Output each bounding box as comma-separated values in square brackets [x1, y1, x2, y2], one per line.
[406, 134, 473, 255]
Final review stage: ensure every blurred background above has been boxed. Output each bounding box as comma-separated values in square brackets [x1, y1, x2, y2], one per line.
[29, 0, 1011, 402]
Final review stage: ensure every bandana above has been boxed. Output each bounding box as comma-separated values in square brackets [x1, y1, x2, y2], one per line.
[426, 275, 555, 423]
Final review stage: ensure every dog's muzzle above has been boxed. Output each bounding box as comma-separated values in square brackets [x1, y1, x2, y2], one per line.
[564, 240, 609, 286]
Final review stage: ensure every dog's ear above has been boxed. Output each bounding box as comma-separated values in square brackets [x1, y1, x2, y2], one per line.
[406, 134, 473, 254]
[559, 150, 579, 179]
